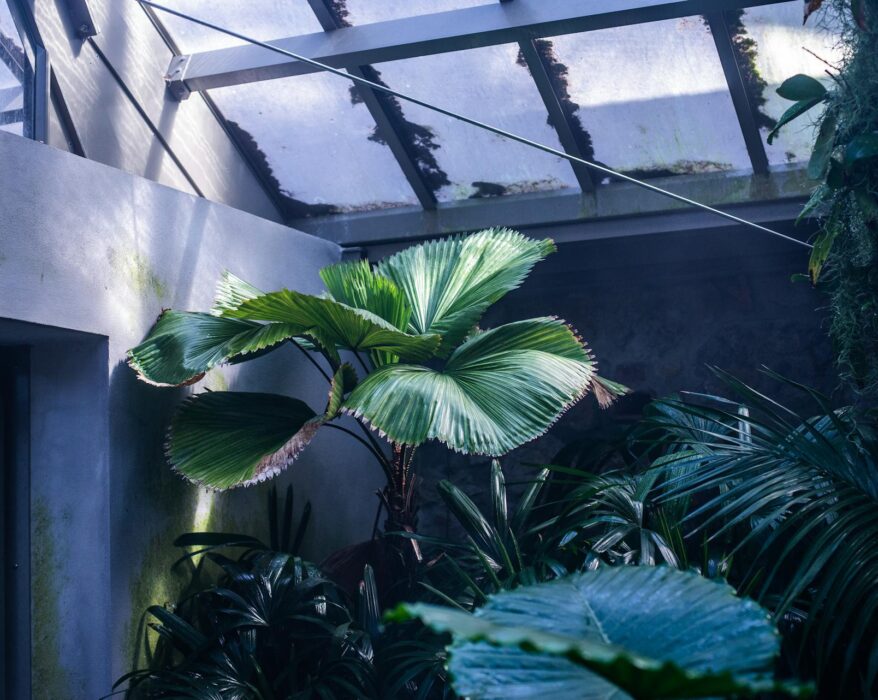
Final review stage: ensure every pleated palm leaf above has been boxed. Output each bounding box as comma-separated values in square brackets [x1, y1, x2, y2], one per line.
[390, 566, 808, 699]
[128, 228, 623, 540]
[644, 369, 878, 696]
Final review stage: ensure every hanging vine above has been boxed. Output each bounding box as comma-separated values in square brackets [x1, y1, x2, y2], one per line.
[773, 0, 878, 396]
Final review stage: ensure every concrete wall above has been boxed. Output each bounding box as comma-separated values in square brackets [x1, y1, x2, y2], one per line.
[0, 133, 383, 696]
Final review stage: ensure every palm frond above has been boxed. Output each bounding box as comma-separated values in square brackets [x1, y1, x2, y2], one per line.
[220, 287, 440, 365]
[376, 228, 556, 355]
[343, 318, 597, 454]
[645, 369, 878, 695]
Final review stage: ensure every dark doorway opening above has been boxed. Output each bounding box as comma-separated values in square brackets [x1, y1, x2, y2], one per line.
[1, 346, 30, 699]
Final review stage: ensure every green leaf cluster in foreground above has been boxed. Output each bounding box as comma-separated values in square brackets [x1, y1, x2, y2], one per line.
[392, 566, 808, 699]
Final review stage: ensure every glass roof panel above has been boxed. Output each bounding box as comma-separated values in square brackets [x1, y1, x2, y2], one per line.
[364, 44, 580, 202]
[156, 0, 322, 53]
[740, 1, 844, 166]
[209, 73, 420, 216]
[0, 0, 25, 135]
[549, 16, 751, 180]
[0, 1, 23, 89]
[342, 0, 493, 25]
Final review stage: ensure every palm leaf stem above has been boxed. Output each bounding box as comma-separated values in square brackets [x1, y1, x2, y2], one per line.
[289, 335, 332, 383]
[354, 350, 372, 375]
[323, 423, 393, 481]
[353, 418, 393, 482]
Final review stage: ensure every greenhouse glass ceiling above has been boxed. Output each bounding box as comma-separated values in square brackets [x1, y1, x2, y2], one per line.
[0, 0, 25, 136]
[154, 0, 842, 219]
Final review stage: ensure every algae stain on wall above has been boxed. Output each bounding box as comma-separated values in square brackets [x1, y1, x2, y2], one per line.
[31, 499, 71, 700]
[124, 477, 200, 671]
[123, 469, 261, 672]
[204, 368, 228, 392]
[106, 246, 168, 301]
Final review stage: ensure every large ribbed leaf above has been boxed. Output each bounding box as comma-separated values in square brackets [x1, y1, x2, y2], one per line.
[321, 260, 412, 366]
[221, 288, 440, 363]
[320, 260, 410, 331]
[211, 270, 265, 316]
[376, 228, 556, 354]
[391, 567, 804, 699]
[128, 311, 301, 387]
[167, 392, 319, 489]
[167, 364, 357, 490]
[342, 318, 596, 454]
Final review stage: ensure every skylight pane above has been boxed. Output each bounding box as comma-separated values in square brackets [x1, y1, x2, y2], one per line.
[342, 0, 492, 25]
[210, 73, 419, 217]
[156, 0, 322, 53]
[740, 1, 844, 166]
[0, 1, 22, 90]
[0, 1, 25, 136]
[365, 44, 579, 202]
[549, 16, 751, 180]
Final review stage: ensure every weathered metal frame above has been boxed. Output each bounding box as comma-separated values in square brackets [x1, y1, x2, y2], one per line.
[290, 166, 811, 247]
[304, 0, 437, 209]
[706, 10, 771, 174]
[167, 0, 787, 91]
[63, 0, 99, 39]
[5, 0, 49, 141]
[160, 0, 787, 217]
[517, 38, 596, 192]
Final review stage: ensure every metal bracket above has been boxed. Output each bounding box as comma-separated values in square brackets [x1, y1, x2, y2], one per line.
[64, 0, 99, 38]
[165, 54, 191, 100]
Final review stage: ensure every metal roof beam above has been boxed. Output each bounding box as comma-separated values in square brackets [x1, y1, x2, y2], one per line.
[304, 0, 437, 209]
[289, 166, 811, 247]
[517, 39, 595, 192]
[706, 11, 770, 175]
[167, 0, 788, 95]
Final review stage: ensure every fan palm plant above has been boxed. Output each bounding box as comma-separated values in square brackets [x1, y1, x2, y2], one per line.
[642, 369, 878, 696]
[128, 229, 623, 566]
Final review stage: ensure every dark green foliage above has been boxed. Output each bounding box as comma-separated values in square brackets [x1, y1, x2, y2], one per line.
[393, 567, 806, 699]
[407, 461, 571, 610]
[642, 369, 878, 697]
[115, 487, 381, 699]
[121, 553, 376, 699]
[776, 0, 878, 395]
[119, 409, 822, 699]
[117, 484, 456, 700]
